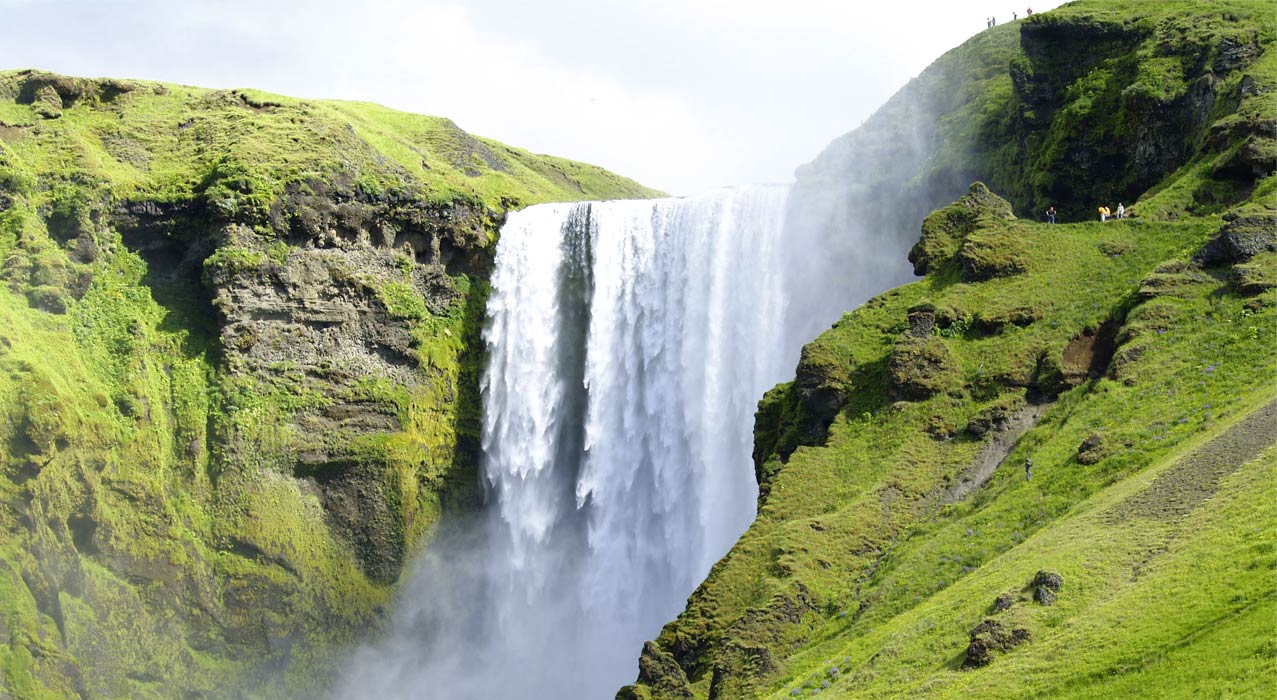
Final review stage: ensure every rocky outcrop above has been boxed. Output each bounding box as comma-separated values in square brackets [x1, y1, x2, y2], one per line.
[908, 182, 1016, 276]
[1076, 433, 1108, 465]
[627, 642, 695, 700]
[962, 619, 1031, 668]
[886, 335, 959, 401]
[1195, 212, 1277, 266]
[1032, 570, 1064, 606]
[621, 5, 1276, 698]
[0, 68, 658, 700]
[4, 70, 137, 120]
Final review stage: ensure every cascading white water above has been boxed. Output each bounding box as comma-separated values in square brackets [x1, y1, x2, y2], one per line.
[333, 185, 802, 699]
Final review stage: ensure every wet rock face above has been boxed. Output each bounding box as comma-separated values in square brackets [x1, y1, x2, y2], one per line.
[200, 184, 491, 582]
[105, 178, 493, 585]
[209, 223, 435, 386]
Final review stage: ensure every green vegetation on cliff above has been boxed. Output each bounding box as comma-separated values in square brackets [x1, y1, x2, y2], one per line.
[623, 1, 1276, 697]
[625, 183, 1274, 699]
[0, 68, 658, 699]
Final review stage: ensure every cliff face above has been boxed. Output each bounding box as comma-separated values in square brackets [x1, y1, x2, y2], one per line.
[622, 1, 1275, 698]
[0, 69, 659, 699]
[785, 0, 1275, 320]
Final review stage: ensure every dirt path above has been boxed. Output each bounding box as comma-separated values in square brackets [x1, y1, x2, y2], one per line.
[1111, 400, 1277, 522]
[944, 402, 1050, 503]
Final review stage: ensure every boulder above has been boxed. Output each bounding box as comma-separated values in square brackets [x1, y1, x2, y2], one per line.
[886, 335, 959, 402]
[962, 619, 1031, 669]
[1195, 214, 1277, 266]
[1032, 570, 1064, 605]
[1077, 433, 1106, 464]
[908, 183, 1016, 276]
[992, 593, 1016, 613]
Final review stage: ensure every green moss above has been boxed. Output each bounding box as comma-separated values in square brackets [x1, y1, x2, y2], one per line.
[203, 245, 267, 276]
[377, 279, 428, 321]
[915, 0, 1277, 221]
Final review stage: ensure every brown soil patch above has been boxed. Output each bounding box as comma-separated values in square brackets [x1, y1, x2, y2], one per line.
[0, 124, 32, 142]
[1061, 319, 1120, 381]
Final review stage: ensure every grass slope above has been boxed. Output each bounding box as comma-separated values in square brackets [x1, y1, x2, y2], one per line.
[0, 70, 661, 212]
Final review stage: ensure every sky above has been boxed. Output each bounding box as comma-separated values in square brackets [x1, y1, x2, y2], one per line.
[0, 0, 1064, 195]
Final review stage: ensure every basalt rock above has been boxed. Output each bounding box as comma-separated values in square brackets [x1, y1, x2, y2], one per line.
[1195, 213, 1277, 267]
[962, 619, 1032, 669]
[202, 182, 494, 582]
[633, 642, 694, 700]
[793, 342, 855, 439]
[1032, 570, 1064, 606]
[1077, 433, 1107, 465]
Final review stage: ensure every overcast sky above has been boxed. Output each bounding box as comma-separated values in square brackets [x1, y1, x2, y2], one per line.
[0, 0, 1064, 195]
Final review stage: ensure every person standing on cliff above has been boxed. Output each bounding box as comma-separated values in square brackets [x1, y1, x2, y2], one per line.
[1116, 203, 1125, 219]
[1046, 206, 1057, 224]
[1025, 458, 1033, 481]
[1098, 206, 1107, 222]
[1027, 7, 1034, 16]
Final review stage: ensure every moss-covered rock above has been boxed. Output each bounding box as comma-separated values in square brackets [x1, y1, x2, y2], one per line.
[623, 4, 1271, 684]
[635, 641, 695, 699]
[908, 182, 1016, 276]
[961, 618, 1031, 669]
[886, 335, 960, 401]
[1229, 250, 1277, 294]
[1195, 211, 1277, 266]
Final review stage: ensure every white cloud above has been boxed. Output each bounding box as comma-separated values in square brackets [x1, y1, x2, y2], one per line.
[0, 0, 1065, 194]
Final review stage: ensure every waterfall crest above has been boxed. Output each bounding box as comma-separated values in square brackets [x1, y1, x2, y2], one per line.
[334, 185, 799, 699]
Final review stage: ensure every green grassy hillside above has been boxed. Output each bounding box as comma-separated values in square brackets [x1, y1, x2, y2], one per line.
[623, 185, 1274, 699]
[622, 1, 1276, 697]
[0, 69, 658, 699]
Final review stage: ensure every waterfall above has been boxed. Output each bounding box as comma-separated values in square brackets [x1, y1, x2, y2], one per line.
[335, 185, 806, 699]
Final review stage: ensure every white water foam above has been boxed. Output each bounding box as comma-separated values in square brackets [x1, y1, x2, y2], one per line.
[335, 185, 815, 699]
